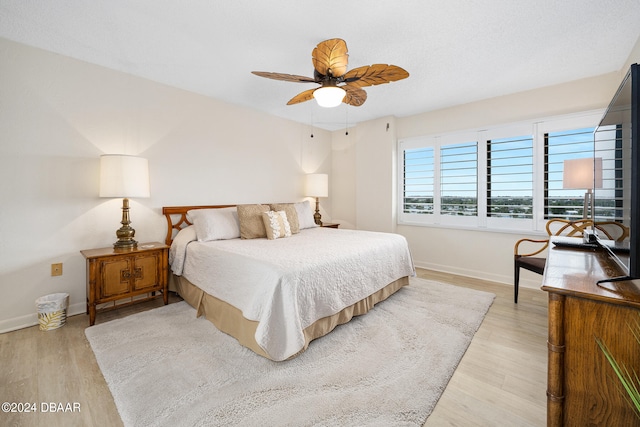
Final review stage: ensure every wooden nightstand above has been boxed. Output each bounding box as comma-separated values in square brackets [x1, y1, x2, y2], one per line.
[81, 242, 169, 326]
[321, 223, 340, 229]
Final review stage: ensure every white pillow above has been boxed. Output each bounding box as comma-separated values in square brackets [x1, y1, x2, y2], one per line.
[295, 200, 318, 229]
[261, 211, 292, 240]
[168, 225, 197, 275]
[187, 208, 240, 241]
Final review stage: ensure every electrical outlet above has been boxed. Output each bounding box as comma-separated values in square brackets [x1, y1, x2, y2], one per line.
[51, 263, 63, 276]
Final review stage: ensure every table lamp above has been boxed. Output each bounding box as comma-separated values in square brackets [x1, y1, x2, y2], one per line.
[305, 173, 328, 225]
[563, 157, 603, 220]
[100, 154, 150, 248]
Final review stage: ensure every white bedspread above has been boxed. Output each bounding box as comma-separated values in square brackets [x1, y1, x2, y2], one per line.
[170, 227, 415, 361]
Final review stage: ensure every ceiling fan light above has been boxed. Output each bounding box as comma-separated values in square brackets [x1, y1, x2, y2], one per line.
[313, 86, 346, 108]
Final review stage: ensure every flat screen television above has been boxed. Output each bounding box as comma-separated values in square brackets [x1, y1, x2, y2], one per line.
[593, 63, 639, 280]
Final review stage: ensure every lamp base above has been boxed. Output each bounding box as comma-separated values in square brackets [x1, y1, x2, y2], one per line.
[583, 189, 593, 220]
[314, 196, 323, 226]
[114, 226, 138, 249]
[113, 198, 138, 249]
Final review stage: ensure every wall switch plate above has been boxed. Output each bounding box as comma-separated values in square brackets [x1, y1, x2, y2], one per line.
[51, 263, 63, 276]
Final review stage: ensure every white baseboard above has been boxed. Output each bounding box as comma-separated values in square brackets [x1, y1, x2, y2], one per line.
[1, 265, 541, 334]
[0, 301, 87, 334]
[413, 260, 543, 290]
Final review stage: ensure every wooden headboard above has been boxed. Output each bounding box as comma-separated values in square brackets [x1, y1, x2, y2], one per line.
[162, 205, 236, 246]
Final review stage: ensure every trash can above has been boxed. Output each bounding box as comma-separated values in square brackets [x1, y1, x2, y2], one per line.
[35, 293, 69, 331]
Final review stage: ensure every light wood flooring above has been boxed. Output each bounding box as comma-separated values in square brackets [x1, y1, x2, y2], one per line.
[1, 269, 548, 426]
[418, 269, 548, 427]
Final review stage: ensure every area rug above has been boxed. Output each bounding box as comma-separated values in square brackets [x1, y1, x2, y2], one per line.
[85, 277, 494, 427]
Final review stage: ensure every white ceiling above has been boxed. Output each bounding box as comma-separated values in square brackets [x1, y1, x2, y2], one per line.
[1, 0, 640, 130]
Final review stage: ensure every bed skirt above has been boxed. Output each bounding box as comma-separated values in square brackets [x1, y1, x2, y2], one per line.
[170, 274, 409, 361]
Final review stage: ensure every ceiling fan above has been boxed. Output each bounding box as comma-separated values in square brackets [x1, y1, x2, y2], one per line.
[252, 38, 409, 108]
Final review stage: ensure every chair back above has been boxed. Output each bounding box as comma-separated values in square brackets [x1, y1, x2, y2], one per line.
[545, 218, 629, 242]
[593, 221, 629, 242]
[545, 219, 592, 237]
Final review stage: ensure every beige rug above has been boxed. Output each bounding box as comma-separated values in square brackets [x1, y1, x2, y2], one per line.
[85, 277, 494, 426]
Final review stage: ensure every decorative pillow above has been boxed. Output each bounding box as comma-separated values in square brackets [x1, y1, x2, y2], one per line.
[237, 204, 270, 239]
[295, 200, 317, 229]
[187, 208, 240, 241]
[269, 203, 300, 234]
[261, 211, 292, 240]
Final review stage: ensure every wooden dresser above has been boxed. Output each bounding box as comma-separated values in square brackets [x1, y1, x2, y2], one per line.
[81, 242, 169, 326]
[542, 237, 640, 426]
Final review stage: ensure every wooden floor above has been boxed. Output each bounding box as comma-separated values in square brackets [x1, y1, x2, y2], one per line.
[0, 269, 548, 427]
[419, 269, 548, 427]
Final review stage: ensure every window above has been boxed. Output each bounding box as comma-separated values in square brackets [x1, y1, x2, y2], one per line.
[402, 147, 434, 214]
[440, 142, 478, 216]
[398, 111, 611, 232]
[399, 134, 478, 226]
[486, 135, 533, 219]
[594, 124, 627, 222]
[544, 127, 595, 220]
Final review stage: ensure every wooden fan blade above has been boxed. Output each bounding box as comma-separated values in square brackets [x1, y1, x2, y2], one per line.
[343, 85, 367, 106]
[252, 71, 316, 83]
[343, 64, 409, 88]
[312, 38, 349, 78]
[287, 88, 317, 105]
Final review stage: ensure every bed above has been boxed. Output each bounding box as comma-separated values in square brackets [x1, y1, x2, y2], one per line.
[163, 203, 415, 361]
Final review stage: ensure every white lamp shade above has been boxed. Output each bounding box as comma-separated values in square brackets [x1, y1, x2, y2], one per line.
[563, 158, 603, 190]
[100, 155, 150, 198]
[313, 86, 346, 108]
[305, 173, 328, 197]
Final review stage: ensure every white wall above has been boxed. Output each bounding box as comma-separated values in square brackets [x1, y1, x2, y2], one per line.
[330, 128, 357, 229]
[355, 116, 398, 233]
[396, 74, 623, 287]
[393, 42, 640, 287]
[0, 38, 331, 332]
[331, 116, 399, 233]
[334, 72, 627, 288]
[3, 34, 639, 332]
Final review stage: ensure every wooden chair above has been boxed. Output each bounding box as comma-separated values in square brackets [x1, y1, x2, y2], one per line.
[513, 219, 629, 303]
[594, 220, 631, 242]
